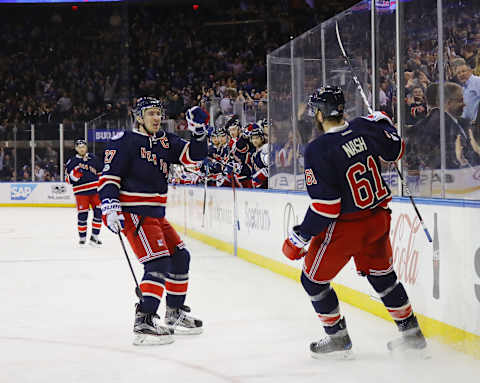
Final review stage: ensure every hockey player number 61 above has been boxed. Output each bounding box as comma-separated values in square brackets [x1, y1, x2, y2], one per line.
[346, 155, 388, 209]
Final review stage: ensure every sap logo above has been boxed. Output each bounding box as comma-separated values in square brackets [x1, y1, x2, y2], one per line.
[10, 183, 38, 200]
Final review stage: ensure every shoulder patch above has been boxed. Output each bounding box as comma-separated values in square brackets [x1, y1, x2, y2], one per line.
[383, 130, 400, 141]
[111, 131, 125, 141]
[102, 164, 111, 172]
[361, 111, 393, 126]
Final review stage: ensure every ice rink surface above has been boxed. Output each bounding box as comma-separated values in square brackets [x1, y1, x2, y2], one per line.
[1, 207, 479, 383]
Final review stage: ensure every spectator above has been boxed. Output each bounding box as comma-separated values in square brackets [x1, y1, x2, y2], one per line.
[457, 63, 480, 123]
[415, 82, 477, 169]
[406, 86, 427, 125]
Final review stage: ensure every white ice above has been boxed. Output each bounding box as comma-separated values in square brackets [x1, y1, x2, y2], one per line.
[0, 207, 479, 383]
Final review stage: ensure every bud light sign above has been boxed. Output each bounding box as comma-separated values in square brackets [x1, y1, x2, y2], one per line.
[10, 183, 38, 200]
[88, 130, 123, 143]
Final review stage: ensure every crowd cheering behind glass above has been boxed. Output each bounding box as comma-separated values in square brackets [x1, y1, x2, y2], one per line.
[1, 0, 480, 187]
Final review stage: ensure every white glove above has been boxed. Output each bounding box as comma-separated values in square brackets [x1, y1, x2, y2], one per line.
[101, 198, 124, 234]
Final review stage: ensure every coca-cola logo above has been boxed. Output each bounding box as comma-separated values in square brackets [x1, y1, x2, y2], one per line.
[474, 247, 480, 303]
[283, 202, 298, 238]
[391, 213, 421, 285]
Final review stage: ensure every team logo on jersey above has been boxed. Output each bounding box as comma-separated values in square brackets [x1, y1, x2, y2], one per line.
[103, 164, 111, 172]
[305, 169, 317, 186]
[140, 147, 158, 166]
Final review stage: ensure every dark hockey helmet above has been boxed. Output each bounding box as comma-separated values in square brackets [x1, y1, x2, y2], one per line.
[217, 127, 228, 137]
[74, 139, 87, 148]
[307, 86, 345, 118]
[133, 97, 165, 119]
[211, 127, 221, 137]
[225, 115, 241, 131]
[249, 123, 265, 137]
[257, 118, 269, 130]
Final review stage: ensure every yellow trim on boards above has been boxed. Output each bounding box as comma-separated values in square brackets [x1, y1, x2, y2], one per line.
[0, 203, 75, 208]
[172, 222, 480, 359]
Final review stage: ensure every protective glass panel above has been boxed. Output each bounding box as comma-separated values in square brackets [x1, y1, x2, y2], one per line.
[10, 123, 32, 182]
[292, 24, 324, 191]
[1, 3, 130, 181]
[376, 2, 400, 196]
[439, 0, 480, 200]
[0, 123, 30, 182]
[402, 0, 440, 198]
[268, 43, 296, 190]
[34, 123, 60, 181]
[322, 8, 371, 120]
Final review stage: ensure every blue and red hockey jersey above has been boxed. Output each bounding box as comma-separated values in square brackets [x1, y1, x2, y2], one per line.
[298, 112, 405, 237]
[98, 129, 207, 218]
[251, 143, 269, 188]
[229, 135, 252, 179]
[65, 153, 102, 195]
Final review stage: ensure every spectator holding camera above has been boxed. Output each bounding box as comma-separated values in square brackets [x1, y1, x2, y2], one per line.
[406, 86, 428, 125]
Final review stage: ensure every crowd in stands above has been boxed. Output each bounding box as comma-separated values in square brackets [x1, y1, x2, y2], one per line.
[2, 0, 480, 189]
[1, 0, 352, 181]
[268, 0, 480, 191]
[368, 0, 480, 172]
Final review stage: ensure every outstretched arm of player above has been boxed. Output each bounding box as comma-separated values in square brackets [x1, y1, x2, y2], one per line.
[282, 147, 341, 260]
[169, 107, 209, 166]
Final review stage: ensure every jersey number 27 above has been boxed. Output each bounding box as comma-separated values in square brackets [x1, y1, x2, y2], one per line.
[346, 155, 388, 209]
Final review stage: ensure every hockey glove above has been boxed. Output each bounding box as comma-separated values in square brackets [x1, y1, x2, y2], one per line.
[101, 198, 125, 234]
[282, 225, 311, 261]
[224, 161, 241, 175]
[69, 166, 83, 182]
[186, 106, 210, 141]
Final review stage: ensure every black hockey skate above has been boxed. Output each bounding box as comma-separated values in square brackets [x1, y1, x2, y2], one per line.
[133, 305, 174, 346]
[89, 236, 102, 247]
[79, 238, 86, 246]
[165, 305, 203, 335]
[387, 316, 428, 356]
[310, 318, 353, 360]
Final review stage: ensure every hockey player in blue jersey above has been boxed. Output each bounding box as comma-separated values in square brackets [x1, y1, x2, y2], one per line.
[204, 127, 225, 186]
[282, 86, 426, 358]
[247, 121, 269, 188]
[99, 98, 208, 345]
[65, 139, 103, 246]
[225, 115, 253, 188]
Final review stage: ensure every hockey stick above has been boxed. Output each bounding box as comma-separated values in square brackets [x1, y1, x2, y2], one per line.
[201, 163, 208, 228]
[335, 21, 432, 243]
[224, 139, 241, 256]
[232, 170, 240, 257]
[118, 232, 144, 302]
